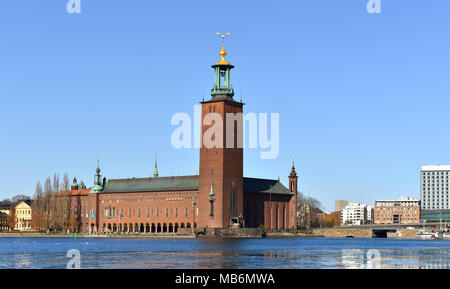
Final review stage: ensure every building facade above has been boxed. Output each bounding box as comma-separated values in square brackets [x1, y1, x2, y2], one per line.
[335, 200, 348, 212]
[366, 205, 374, 224]
[0, 212, 8, 231]
[15, 200, 32, 231]
[63, 44, 298, 234]
[421, 165, 450, 210]
[341, 203, 367, 225]
[373, 197, 420, 224]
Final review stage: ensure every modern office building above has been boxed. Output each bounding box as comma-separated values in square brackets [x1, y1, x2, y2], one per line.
[421, 165, 450, 222]
[421, 165, 450, 210]
[373, 197, 420, 224]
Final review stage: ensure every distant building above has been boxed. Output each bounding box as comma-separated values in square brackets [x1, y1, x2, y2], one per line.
[0, 212, 8, 231]
[0, 204, 11, 216]
[341, 203, 367, 225]
[366, 205, 374, 224]
[15, 200, 32, 231]
[421, 165, 450, 222]
[335, 200, 348, 212]
[325, 211, 341, 227]
[373, 197, 420, 224]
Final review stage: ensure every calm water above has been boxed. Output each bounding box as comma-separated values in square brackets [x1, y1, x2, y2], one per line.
[1, 237, 450, 269]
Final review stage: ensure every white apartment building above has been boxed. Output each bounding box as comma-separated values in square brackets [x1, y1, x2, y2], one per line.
[341, 203, 367, 225]
[421, 165, 450, 210]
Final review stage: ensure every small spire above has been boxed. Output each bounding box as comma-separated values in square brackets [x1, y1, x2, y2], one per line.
[96, 153, 101, 174]
[153, 153, 159, 177]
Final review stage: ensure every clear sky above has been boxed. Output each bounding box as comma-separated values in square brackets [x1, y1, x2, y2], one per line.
[1, 0, 449, 211]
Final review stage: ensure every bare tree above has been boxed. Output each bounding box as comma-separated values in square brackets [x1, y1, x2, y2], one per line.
[31, 173, 73, 232]
[62, 173, 70, 191]
[7, 204, 16, 230]
[297, 193, 324, 229]
[31, 181, 46, 231]
[11, 195, 30, 203]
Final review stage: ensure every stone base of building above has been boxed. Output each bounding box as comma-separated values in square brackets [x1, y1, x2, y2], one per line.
[197, 227, 264, 238]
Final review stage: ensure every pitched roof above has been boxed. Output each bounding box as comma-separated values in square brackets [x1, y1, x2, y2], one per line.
[99, 175, 291, 195]
[243, 177, 292, 195]
[15, 200, 32, 208]
[102, 176, 199, 193]
[0, 204, 12, 210]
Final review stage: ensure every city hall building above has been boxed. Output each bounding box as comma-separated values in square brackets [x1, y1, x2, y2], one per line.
[65, 44, 298, 234]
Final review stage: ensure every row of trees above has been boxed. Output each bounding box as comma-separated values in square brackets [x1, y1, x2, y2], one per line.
[31, 173, 80, 232]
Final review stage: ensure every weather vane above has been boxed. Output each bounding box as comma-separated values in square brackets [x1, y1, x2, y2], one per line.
[215, 32, 231, 65]
[216, 32, 231, 45]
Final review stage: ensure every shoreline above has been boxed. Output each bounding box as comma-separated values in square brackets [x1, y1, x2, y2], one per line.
[0, 232, 196, 239]
[0, 232, 427, 240]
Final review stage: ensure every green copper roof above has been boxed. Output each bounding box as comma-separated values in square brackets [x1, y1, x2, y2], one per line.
[243, 177, 292, 195]
[100, 175, 291, 195]
[102, 176, 199, 193]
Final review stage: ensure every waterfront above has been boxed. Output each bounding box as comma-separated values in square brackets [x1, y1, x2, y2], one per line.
[1, 237, 450, 269]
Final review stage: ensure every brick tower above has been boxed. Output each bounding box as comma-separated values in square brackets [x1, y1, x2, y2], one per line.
[198, 38, 244, 229]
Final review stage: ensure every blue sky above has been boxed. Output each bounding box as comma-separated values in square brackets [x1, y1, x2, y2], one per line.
[0, 0, 449, 211]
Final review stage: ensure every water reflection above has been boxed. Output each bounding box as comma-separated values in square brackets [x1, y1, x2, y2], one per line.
[2, 237, 450, 269]
[13, 254, 32, 268]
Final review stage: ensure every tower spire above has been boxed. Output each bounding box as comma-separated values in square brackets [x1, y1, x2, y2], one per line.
[95, 153, 101, 183]
[90, 153, 104, 194]
[211, 32, 234, 98]
[153, 153, 159, 177]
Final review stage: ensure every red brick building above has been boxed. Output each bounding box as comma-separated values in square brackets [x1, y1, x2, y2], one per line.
[64, 44, 298, 234]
